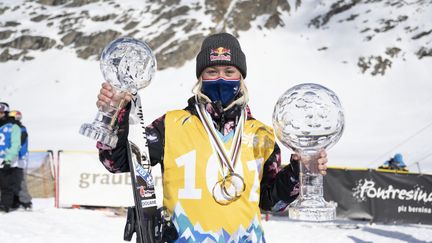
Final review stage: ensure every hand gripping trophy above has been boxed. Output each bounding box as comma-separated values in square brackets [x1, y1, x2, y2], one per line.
[272, 83, 344, 221]
[79, 37, 156, 147]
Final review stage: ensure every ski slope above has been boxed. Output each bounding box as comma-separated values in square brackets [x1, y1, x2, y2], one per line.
[0, 198, 431, 243]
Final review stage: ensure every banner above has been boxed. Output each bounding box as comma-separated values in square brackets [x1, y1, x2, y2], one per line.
[57, 151, 133, 207]
[57, 151, 163, 208]
[324, 168, 432, 224]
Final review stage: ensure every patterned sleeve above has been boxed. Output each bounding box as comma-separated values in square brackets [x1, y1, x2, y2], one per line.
[97, 103, 166, 173]
[259, 143, 300, 212]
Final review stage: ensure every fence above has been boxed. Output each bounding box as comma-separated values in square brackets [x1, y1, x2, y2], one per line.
[26, 150, 55, 198]
[0, 150, 55, 201]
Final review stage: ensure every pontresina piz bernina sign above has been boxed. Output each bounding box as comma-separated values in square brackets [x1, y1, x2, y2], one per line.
[323, 168, 432, 224]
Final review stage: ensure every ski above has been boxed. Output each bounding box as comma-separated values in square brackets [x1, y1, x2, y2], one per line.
[125, 94, 158, 243]
[126, 141, 158, 243]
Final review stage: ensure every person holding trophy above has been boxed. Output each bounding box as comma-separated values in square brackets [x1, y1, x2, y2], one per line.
[95, 33, 328, 242]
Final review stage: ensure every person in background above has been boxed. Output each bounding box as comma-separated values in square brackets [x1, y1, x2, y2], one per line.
[95, 33, 329, 242]
[0, 102, 23, 213]
[9, 110, 33, 210]
[379, 153, 408, 171]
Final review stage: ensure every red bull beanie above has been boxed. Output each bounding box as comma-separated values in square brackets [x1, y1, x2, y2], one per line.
[196, 33, 247, 79]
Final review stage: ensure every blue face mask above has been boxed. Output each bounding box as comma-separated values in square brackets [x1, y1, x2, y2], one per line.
[201, 78, 241, 106]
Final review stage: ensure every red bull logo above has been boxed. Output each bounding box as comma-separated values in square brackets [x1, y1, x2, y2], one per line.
[210, 47, 231, 61]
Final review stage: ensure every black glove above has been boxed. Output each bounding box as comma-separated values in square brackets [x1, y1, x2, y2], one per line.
[1, 160, 11, 169]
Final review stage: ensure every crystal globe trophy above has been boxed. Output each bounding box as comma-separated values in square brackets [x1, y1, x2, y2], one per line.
[272, 83, 344, 221]
[79, 37, 157, 147]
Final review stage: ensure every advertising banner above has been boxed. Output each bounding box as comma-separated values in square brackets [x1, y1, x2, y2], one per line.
[57, 151, 163, 208]
[324, 168, 432, 224]
[58, 151, 134, 207]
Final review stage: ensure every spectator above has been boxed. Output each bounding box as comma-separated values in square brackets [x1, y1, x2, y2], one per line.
[0, 102, 23, 213]
[9, 110, 33, 210]
[379, 153, 408, 171]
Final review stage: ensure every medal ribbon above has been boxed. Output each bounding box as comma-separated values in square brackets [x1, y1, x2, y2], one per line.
[195, 101, 245, 176]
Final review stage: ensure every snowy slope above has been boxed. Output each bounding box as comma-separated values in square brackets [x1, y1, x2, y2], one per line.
[1, 0, 431, 172]
[0, 198, 431, 243]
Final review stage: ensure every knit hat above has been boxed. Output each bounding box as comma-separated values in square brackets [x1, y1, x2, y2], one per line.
[196, 33, 247, 79]
[0, 102, 9, 113]
[9, 110, 22, 121]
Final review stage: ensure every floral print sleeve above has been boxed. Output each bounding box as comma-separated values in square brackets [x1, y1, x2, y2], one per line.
[97, 103, 166, 173]
[259, 143, 300, 212]
[96, 104, 132, 173]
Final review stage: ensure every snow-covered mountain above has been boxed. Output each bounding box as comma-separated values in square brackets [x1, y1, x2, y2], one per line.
[1, 0, 432, 172]
[1, 0, 431, 73]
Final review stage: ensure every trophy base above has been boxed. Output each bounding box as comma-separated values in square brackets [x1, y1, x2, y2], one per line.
[288, 197, 336, 222]
[79, 123, 118, 148]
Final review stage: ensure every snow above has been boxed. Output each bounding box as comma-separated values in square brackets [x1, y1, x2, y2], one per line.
[1, 0, 432, 242]
[1, 198, 431, 243]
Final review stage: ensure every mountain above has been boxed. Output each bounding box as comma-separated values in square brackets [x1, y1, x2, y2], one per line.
[1, 0, 431, 74]
[1, 0, 431, 172]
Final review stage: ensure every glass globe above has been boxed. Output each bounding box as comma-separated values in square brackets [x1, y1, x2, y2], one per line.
[100, 37, 157, 93]
[80, 37, 156, 147]
[272, 83, 344, 154]
[272, 83, 345, 221]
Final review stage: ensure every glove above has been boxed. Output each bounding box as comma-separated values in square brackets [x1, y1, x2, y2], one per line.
[1, 160, 11, 169]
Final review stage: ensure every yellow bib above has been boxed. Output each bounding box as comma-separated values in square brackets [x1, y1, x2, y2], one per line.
[163, 110, 275, 242]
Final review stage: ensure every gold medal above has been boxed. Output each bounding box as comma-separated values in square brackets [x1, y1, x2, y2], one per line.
[221, 173, 246, 199]
[212, 178, 234, 205]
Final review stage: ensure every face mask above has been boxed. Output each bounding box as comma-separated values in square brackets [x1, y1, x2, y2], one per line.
[201, 78, 241, 106]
